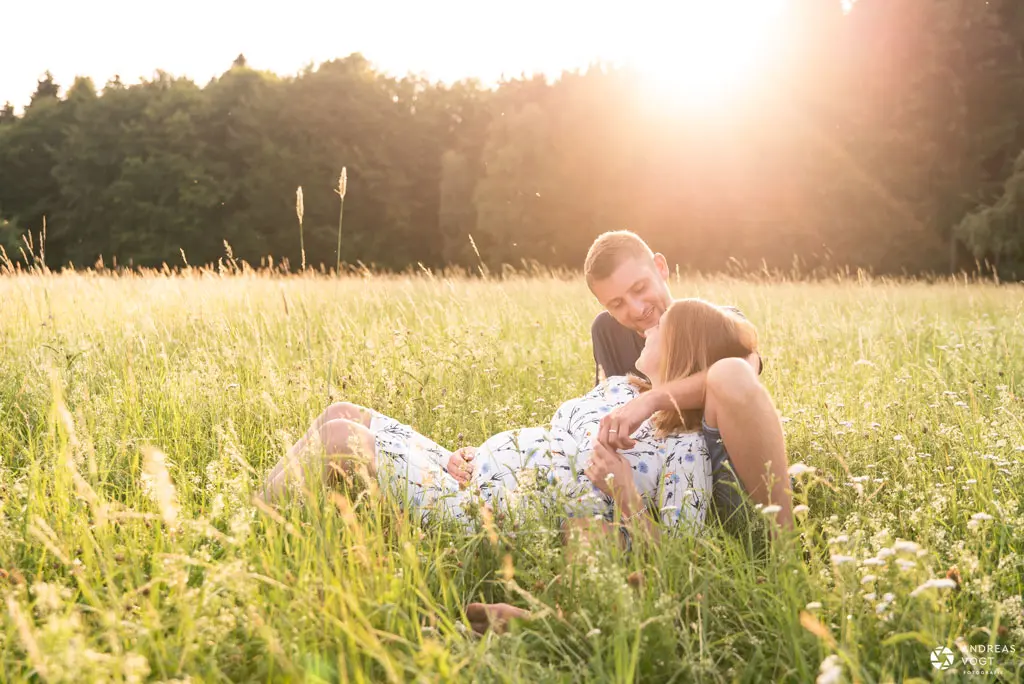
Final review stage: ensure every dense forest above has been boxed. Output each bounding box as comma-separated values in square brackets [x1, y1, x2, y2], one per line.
[2, 0, 1024, 276]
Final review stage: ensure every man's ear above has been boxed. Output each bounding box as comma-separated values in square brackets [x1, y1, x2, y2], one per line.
[653, 253, 670, 280]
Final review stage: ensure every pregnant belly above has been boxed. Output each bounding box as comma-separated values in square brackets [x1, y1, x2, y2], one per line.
[471, 426, 580, 486]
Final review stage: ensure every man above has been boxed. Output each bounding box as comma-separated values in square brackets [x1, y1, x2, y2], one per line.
[447, 229, 791, 529]
[585, 230, 792, 529]
[454, 230, 793, 634]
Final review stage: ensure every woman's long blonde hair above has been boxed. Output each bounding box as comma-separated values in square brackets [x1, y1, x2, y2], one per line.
[632, 298, 759, 435]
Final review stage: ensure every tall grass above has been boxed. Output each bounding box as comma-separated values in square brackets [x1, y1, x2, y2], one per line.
[336, 167, 347, 274]
[0, 270, 1021, 682]
[296, 186, 306, 271]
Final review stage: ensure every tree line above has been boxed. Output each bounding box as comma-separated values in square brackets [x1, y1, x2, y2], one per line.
[2, 0, 1024, 276]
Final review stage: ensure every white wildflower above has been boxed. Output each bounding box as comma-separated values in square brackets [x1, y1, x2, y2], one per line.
[788, 463, 816, 477]
[910, 578, 957, 597]
[816, 654, 842, 684]
[893, 540, 921, 554]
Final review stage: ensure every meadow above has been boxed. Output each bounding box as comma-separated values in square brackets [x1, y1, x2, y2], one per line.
[0, 269, 1021, 683]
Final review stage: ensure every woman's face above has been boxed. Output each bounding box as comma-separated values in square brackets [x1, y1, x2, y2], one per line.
[635, 310, 668, 382]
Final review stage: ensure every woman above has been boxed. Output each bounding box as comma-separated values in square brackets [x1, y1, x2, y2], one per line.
[262, 299, 760, 535]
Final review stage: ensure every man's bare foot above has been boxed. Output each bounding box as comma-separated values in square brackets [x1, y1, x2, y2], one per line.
[466, 602, 531, 635]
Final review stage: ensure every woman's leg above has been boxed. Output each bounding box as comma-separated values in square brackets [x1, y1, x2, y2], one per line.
[263, 411, 377, 503]
[704, 358, 793, 529]
[282, 403, 373, 465]
[266, 407, 467, 523]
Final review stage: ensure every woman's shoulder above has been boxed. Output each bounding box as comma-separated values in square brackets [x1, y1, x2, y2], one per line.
[607, 374, 643, 392]
[584, 375, 640, 402]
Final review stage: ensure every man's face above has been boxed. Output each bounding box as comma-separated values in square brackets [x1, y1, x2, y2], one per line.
[590, 254, 672, 334]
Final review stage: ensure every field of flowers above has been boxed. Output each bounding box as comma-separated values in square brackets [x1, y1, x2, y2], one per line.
[0, 271, 1021, 682]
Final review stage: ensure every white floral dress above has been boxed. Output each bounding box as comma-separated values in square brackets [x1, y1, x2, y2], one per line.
[368, 376, 712, 531]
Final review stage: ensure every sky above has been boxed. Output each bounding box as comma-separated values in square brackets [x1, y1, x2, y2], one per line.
[2, 0, 790, 110]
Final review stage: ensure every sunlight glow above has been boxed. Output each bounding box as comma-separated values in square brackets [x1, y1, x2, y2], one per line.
[2, 0, 795, 111]
[626, 0, 789, 108]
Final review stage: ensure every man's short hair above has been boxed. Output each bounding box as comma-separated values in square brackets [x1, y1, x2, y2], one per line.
[584, 230, 656, 286]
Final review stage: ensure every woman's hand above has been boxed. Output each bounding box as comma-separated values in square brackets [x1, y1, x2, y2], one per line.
[584, 441, 641, 511]
[446, 447, 476, 487]
[598, 392, 659, 450]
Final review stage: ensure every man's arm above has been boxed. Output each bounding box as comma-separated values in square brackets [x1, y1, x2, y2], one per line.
[597, 353, 760, 450]
[597, 371, 707, 448]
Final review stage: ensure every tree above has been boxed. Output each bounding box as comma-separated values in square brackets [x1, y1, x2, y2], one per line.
[956, 148, 1024, 276]
[0, 102, 15, 125]
[473, 103, 556, 265]
[29, 71, 60, 107]
[0, 74, 77, 261]
[438, 150, 477, 265]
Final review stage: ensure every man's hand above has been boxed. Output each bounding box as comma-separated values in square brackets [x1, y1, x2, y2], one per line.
[584, 441, 639, 507]
[446, 447, 476, 487]
[598, 392, 659, 450]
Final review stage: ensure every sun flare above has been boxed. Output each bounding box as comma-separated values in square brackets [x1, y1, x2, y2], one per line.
[625, 0, 789, 107]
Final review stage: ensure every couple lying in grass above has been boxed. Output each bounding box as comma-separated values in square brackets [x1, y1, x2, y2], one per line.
[261, 231, 792, 631]
[264, 297, 769, 534]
